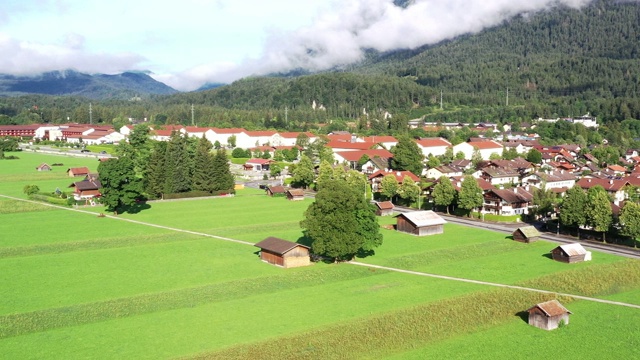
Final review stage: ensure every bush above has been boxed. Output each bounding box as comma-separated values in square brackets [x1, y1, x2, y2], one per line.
[162, 189, 235, 200]
[23, 185, 40, 196]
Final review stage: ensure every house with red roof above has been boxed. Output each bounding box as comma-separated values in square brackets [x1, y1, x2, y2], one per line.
[334, 149, 393, 169]
[415, 137, 452, 158]
[244, 158, 273, 171]
[368, 170, 420, 193]
[453, 140, 502, 160]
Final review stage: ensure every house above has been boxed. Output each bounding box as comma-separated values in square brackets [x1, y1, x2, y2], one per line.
[415, 137, 452, 158]
[333, 149, 394, 170]
[395, 210, 446, 236]
[286, 189, 305, 201]
[69, 174, 101, 201]
[527, 300, 572, 331]
[266, 185, 287, 197]
[453, 140, 503, 160]
[483, 187, 533, 216]
[36, 163, 52, 171]
[374, 201, 394, 216]
[254, 237, 311, 268]
[67, 167, 90, 177]
[424, 165, 464, 179]
[369, 170, 420, 192]
[551, 243, 590, 263]
[481, 167, 521, 186]
[522, 170, 577, 191]
[512, 226, 541, 243]
[244, 158, 272, 171]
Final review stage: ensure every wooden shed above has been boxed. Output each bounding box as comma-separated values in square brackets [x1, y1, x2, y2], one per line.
[266, 185, 286, 197]
[551, 243, 589, 263]
[67, 167, 90, 177]
[512, 226, 541, 243]
[395, 210, 446, 236]
[286, 189, 305, 201]
[527, 299, 572, 330]
[375, 201, 394, 216]
[254, 237, 311, 268]
[36, 163, 52, 171]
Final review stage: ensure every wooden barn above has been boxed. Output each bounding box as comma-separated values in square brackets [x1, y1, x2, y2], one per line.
[266, 185, 286, 197]
[286, 189, 305, 201]
[375, 201, 394, 216]
[551, 243, 590, 263]
[36, 163, 52, 171]
[527, 299, 572, 330]
[512, 226, 541, 243]
[67, 167, 90, 177]
[395, 210, 446, 236]
[254, 237, 311, 268]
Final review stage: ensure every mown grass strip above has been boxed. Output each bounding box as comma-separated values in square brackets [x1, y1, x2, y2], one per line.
[0, 232, 198, 259]
[180, 260, 640, 360]
[0, 199, 55, 214]
[181, 288, 562, 360]
[381, 240, 528, 269]
[0, 266, 384, 339]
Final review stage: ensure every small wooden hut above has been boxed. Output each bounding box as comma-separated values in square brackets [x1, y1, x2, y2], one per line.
[286, 189, 305, 201]
[67, 167, 90, 177]
[395, 210, 446, 236]
[254, 237, 311, 268]
[375, 201, 394, 216]
[512, 226, 541, 243]
[527, 299, 572, 330]
[36, 163, 52, 171]
[266, 185, 287, 197]
[551, 243, 588, 263]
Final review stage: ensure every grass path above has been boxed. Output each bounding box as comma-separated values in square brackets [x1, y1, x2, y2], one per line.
[3, 193, 639, 312]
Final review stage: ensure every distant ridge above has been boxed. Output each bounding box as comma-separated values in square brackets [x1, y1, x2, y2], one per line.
[0, 70, 179, 100]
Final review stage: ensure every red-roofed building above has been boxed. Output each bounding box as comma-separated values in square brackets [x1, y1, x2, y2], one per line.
[453, 140, 502, 160]
[415, 137, 452, 157]
[334, 149, 393, 168]
[369, 170, 420, 192]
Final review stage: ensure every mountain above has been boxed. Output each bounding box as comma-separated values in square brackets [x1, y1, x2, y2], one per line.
[0, 70, 178, 99]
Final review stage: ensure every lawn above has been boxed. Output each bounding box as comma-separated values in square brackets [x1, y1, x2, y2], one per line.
[1, 152, 639, 359]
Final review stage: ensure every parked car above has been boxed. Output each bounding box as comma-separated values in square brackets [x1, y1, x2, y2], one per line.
[99, 150, 107, 154]
[80, 149, 90, 153]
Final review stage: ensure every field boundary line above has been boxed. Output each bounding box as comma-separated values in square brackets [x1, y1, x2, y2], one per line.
[349, 261, 640, 309]
[0, 194, 255, 246]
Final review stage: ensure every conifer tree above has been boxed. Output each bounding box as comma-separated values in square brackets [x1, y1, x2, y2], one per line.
[211, 149, 234, 192]
[145, 141, 167, 199]
[192, 136, 215, 193]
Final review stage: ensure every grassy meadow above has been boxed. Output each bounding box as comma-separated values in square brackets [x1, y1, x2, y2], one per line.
[1, 151, 639, 359]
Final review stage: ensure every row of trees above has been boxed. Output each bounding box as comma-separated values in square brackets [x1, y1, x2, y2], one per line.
[431, 176, 484, 216]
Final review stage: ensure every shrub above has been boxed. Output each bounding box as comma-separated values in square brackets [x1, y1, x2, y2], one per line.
[23, 185, 40, 196]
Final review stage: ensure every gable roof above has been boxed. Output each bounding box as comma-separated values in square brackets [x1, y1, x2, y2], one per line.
[515, 226, 540, 238]
[254, 237, 309, 255]
[555, 243, 587, 256]
[486, 187, 533, 203]
[396, 210, 446, 227]
[470, 140, 503, 150]
[375, 201, 394, 210]
[335, 149, 393, 162]
[368, 170, 420, 183]
[67, 167, 90, 175]
[286, 189, 305, 197]
[266, 185, 286, 194]
[415, 137, 451, 148]
[529, 300, 572, 317]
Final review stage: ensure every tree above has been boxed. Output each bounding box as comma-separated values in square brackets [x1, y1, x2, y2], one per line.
[295, 133, 310, 149]
[231, 147, 246, 158]
[619, 201, 640, 247]
[426, 154, 441, 169]
[119, 124, 152, 176]
[398, 176, 421, 207]
[292, 155, 315, 189]
[532, 186, 557, 219]
[192, 136, 216, 193]
[390, 136, 423, 176]
[526, 148, 543, 164]
[213, 140, 221, 149]
[585, 186, 613, 242]
[227, 135, 236, 148]
[163, 132, 193, 194]
[211, 149, 235, 192]
[432, 176, 456, 214]
[559, 185, 587, 237]
[145, 141, 167, 199]
[458, 175, 483, 216]
[269, 163, 282, 179]
[471, 148, 483, 168]
[315, 160, 334, 191]
[300, 179, 382, 261]
[380, 175, 399, 202]
[344, 170, 368, 199]
[98, 156, 143, 213]
[23, 184, 39, 196]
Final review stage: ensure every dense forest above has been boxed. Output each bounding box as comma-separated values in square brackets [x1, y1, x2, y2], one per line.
[0, 0, 638, 135]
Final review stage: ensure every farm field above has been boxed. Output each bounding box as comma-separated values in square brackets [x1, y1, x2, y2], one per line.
[1, 151, 639, 359]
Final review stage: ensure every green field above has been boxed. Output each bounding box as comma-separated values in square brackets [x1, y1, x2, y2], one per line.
[1, 152, 639, 359]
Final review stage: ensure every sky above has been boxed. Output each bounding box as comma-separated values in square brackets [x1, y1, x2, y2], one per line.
[0, 0, 600, 91]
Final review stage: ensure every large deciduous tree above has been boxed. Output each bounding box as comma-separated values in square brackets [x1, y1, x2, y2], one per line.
[458, 175, 483, 216]
[390, 136, 423, 176]
[98, 156, 143, 213]
[619, 201, 640, 247]
[398, 176, 421, 207]
[380, 174, 399, 202]
[585, 186, 613, 242]
[432, 176, 456, 214]
[292, 155, 315, 189]
[559, 185, 588, 237]
[301, 179, 382, 261]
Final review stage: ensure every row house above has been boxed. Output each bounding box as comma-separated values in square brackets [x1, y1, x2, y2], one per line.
[415, 137, 452, 158]
[452, 140, 503, 160]
[483, 187, 534, 216]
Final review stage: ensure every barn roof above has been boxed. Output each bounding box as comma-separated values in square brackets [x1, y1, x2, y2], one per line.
[515, 226, 540, 238]
[555, 243, 587, 256]
[529, 300, 572, 317]
[396, 211, 446, 227]
[254, 237, 309, 255]
[286, 189, 305, 196]
[266, 185, 287, 194]
[375, 201, 394, 210]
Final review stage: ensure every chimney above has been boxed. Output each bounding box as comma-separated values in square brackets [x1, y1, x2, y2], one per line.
[396, 171, 401, 177]
[514, 187, 518, 194]
[609, 179, 614, 184]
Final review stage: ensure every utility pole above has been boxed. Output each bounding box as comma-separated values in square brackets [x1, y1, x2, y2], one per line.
[285, 106, 288, 128]
[440, 90, 443, 110]
[506, 87, 509, 107]
[191, 104, 195, 126]
[89, 103, 92, 124]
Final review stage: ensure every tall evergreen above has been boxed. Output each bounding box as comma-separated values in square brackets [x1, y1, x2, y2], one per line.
[211, 149, 234, 192]
[192, 136, 216, 193]
[163, 132, 193, 194]
[145, 141, 167, 199]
